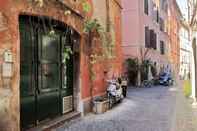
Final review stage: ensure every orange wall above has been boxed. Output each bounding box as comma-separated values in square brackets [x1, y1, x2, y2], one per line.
[169, 5, 181, 74]
[81, 0, 123, 99]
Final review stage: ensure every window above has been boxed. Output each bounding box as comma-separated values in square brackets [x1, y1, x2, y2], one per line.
[144, 0, 149, 15]
[145, 26, 150, 48]
[156, 9, 159, 23]
[161, 0, 168, 13]
[150, 30, 157, 50]
[160, 41, 165, 55]
[160, 17, 164, 31]
[145, 27, 157, 50]
[153, 32, 157, 49]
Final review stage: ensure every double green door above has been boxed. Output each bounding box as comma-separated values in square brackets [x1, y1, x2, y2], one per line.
[19, 16, 74, 129]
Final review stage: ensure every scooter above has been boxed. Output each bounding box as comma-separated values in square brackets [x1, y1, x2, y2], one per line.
[107, 79, 124, 109]
[159, 72, 173, 86]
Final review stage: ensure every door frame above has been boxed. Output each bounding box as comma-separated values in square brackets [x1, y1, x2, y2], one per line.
[19, 15, 81, 129]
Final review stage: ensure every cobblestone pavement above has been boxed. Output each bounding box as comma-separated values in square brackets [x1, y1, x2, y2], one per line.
[55, 85, 197, 131]
[171, 84, 197, 131]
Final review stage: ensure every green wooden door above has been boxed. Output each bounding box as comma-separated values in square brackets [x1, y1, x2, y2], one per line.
[19, 16, 74, 129]
[20, 19, 36, 128]
[37, 32, 61, 121]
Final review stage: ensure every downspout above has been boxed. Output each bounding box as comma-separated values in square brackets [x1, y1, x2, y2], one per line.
[192, 37, 197, 105]
[137, 0, 143, 86]
[106, 0, 110, 32]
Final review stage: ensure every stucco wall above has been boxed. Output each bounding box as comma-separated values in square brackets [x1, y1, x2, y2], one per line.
[122, 0, 171, 72]
[82, 0, 123, 104]
[0, 0, 87, 130]
[122, 0, 140, 58]
[0, 0, 123, 129]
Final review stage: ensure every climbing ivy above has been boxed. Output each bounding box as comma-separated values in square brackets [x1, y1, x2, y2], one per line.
[63, 47, 73, 63]
[82, 1, 91, 13]
[84, 19, 103, 34]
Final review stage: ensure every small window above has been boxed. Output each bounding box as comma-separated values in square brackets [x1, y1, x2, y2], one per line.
[160, 41, 165, 55]
[150, 30, 157, 50]
[145, 26, 150, 48]
[156, 9, 159, 23]
[144, 0, 149, 15]
[160, 18, 164, 31]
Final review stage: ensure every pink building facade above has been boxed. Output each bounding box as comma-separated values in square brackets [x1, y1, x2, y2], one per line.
[122, 0, 172, 72]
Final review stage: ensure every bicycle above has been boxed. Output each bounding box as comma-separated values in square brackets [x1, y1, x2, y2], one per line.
[141, 79, 154, 88]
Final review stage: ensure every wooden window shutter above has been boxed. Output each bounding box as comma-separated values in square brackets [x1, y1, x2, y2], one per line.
[144, 0, 149, 15]
[154, 32, 157, 50]
[150, 29, 154, 49]
[145, 26, 150, 48]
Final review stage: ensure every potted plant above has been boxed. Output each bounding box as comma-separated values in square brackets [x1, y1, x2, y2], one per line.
[93, 97, 109, 114]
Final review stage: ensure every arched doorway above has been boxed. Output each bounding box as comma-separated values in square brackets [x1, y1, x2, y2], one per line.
[19, 15, 80, 130]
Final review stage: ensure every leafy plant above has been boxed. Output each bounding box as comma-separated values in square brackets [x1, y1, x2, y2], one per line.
[125, 58, 138, 85]
[84, 19, 103, 34]
[150, 63, 157, 77]
[82, 1, 91, 13]
[140, 60, 150, 81]
[63, 46, 73, 63]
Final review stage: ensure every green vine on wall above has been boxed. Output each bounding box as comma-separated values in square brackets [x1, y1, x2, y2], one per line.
[63, 47, 73, 63]
[82, 0, 91, 13]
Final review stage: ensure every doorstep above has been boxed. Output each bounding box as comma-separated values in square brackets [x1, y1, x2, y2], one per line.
[27, 111, 81, 131]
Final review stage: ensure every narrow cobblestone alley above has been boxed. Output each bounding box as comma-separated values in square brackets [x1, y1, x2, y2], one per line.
[54, 85, 197, 131]
[171, 84, 197, 131]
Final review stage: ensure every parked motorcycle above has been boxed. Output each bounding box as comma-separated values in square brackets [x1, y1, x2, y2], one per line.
[159, 72, 173, 86]
[107, 79, 124, 109]
[121, 77, 128, 97]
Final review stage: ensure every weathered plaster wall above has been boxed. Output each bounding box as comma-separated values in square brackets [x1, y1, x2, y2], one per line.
[122, 0, 172, 73]
[169, 0, 181, 75]
[81, 0, 123, 113]
[109, 0, 123, 75]
[0, 0, 123, 129]
[122, 0, 140, 58]
[0, 0, 86, 130]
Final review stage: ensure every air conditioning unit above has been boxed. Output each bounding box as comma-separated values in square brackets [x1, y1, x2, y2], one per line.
[62, 96, 73, 114]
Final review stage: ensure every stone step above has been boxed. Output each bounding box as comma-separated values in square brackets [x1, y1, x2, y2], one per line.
[28, 111, 81, 131]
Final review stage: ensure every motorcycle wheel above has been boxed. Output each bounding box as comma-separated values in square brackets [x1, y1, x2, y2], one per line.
[109, 96, 114, 109]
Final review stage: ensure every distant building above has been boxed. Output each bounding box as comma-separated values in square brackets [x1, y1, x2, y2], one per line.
[179, 22, 191, 80]
[169, 0, 182, 76]
[122, 0, 182, 78]
[122, 0, 172, 74]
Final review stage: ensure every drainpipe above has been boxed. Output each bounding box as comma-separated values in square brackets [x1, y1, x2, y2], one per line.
[192, 37, 197, 106]
[137, 0, 142, 87]
[106, 0, 110, 32]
